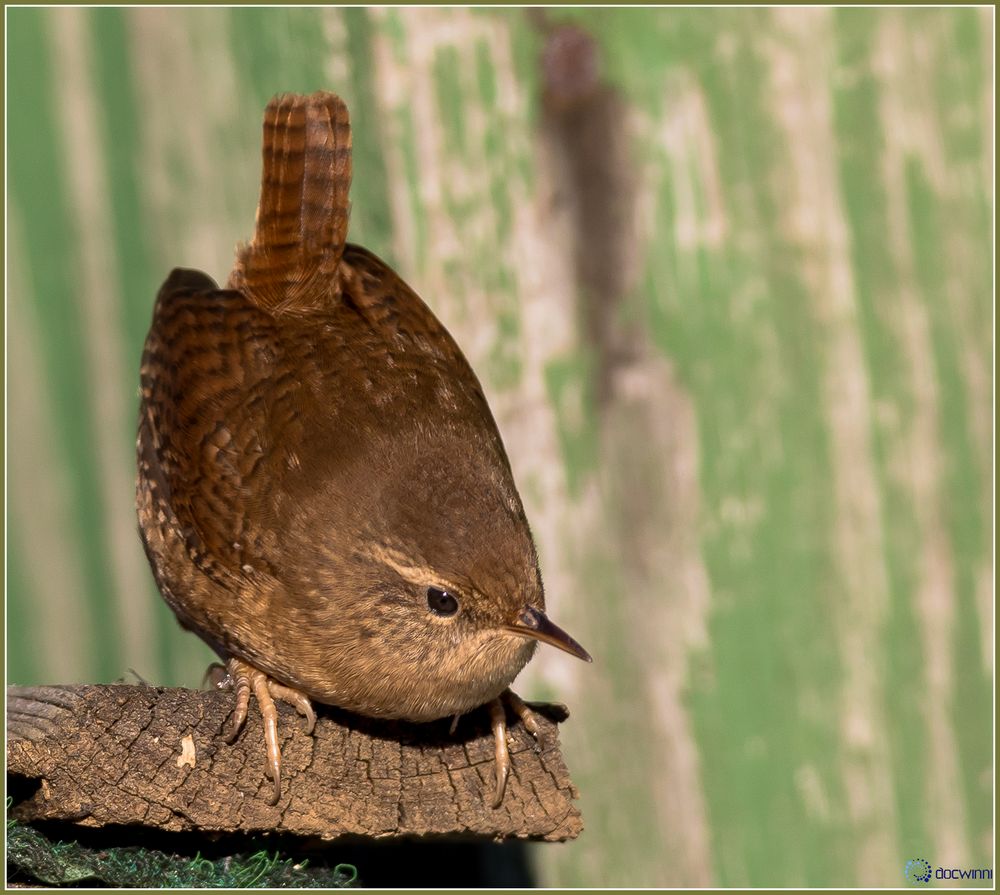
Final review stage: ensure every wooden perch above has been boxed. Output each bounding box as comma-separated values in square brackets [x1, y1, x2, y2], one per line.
[6, 684, 582, 842]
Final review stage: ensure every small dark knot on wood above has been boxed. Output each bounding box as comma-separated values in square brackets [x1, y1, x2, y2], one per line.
[6, 684, 582, 842]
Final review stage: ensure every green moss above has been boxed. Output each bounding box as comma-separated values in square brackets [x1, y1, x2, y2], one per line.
[5, 820, 358, 888]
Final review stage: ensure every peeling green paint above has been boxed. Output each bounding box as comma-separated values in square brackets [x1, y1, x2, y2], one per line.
[228, 7, 329, 104]
[433, 45, 468, 160]
[87, 6, 173, 680]
[344, 8, 395, 258]
[7, 7, 119, 682]
[906, 157, 991, 866]
[830, 10, 932, 867]
[474, 39, 498, 109]
[396, 103, 428, 273]
[544, 355, 599, 500]
[6, 530, 38, 684]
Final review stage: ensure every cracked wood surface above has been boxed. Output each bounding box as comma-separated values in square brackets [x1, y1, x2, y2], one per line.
[6, 684, 582, 842]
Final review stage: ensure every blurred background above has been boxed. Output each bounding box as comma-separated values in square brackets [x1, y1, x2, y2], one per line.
[6, 6, 993, 888]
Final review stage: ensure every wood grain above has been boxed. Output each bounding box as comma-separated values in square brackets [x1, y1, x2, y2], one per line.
[7, 684, 581, 841]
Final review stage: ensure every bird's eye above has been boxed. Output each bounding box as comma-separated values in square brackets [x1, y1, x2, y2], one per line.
[427, 587, 459, 617]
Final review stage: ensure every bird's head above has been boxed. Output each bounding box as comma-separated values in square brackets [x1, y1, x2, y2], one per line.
[287, 419, 591, 720]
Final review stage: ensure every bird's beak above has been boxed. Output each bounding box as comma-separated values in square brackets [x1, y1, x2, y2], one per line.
[504, 605, 593, 662]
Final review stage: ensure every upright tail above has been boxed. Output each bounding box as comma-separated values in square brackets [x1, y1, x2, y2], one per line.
[229, 92, 352, 313]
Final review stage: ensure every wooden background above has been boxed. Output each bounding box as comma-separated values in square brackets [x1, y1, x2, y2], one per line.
[6, 7, 993, 887]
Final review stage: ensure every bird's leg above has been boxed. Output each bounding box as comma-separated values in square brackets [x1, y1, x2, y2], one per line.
[488, 697, 511, 808]
[486, 689, 551, 807]
[252, 671, 282, 805]
[502, 688, 546, 753]
[222, 659, 254, 743]
[218, 657, 316, 805]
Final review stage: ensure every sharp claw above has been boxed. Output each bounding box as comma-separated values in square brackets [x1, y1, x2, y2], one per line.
[493, 762, 508, 809]
[262, 752, 281, 806]
[302, 706, 316, 736]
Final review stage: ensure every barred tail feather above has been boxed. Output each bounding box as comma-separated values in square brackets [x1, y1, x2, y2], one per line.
[230, 92, 352, 314]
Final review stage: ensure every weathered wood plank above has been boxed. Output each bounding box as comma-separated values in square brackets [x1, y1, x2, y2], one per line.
[7, 685, 581, 842]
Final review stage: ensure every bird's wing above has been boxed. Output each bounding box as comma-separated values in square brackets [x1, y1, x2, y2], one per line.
[337, 244, 499, 423]
[138, 267, 300, 591]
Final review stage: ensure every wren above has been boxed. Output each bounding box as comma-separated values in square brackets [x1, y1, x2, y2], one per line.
[136, 91, 591, 807]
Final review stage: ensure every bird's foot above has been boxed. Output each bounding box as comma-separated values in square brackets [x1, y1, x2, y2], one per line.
[217, 657, 316, 805]
[486, 688, 548, 808]
[503, 689, 547, 753]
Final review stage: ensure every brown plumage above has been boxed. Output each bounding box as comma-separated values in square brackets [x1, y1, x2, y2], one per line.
[136, 91, 590, 806]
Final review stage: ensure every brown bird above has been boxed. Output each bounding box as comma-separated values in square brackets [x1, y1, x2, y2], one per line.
[136, 91, 591, 807]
